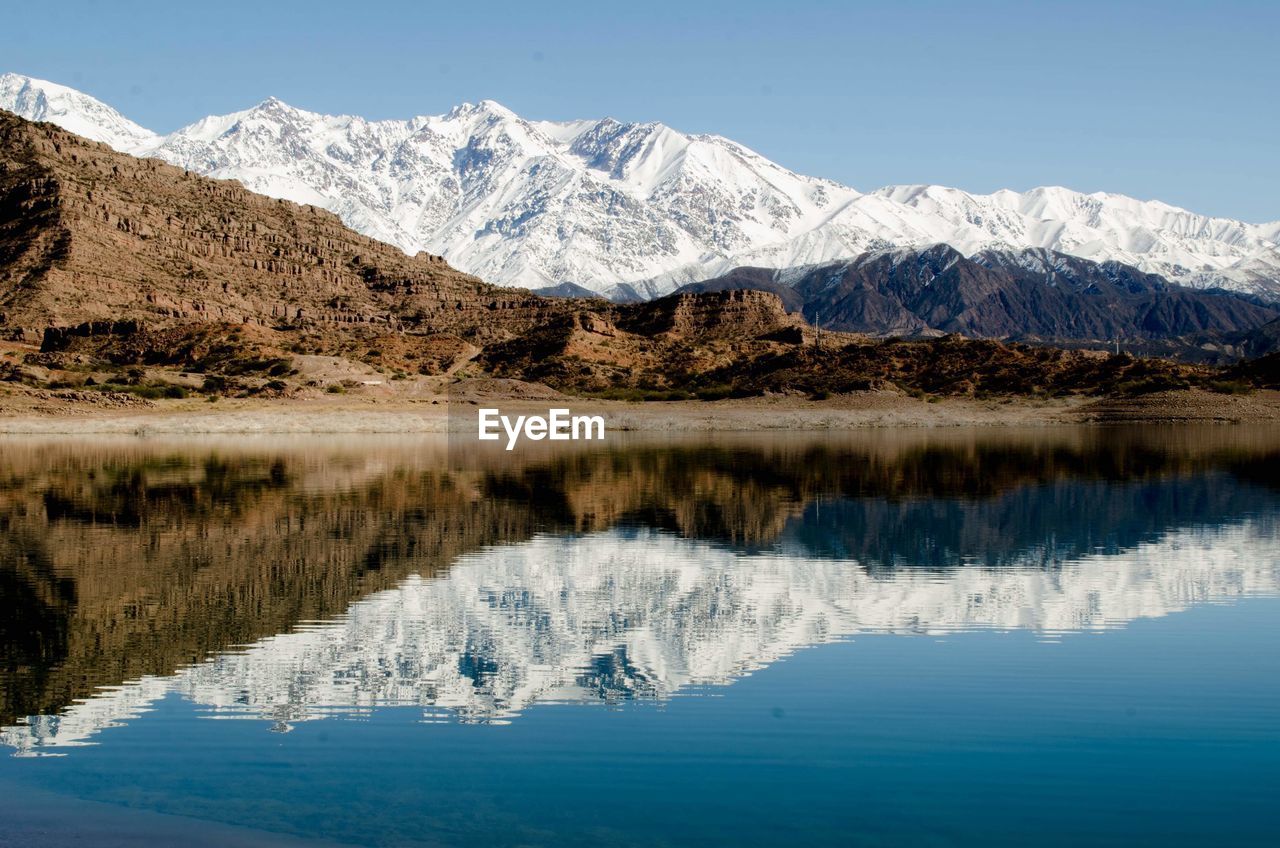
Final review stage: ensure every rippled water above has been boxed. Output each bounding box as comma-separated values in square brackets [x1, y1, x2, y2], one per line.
[0, 427, 1278, 846]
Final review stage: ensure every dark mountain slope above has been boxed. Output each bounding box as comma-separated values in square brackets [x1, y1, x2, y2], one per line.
[683, 245, 1279, 345]
[532, 281, 604, 300]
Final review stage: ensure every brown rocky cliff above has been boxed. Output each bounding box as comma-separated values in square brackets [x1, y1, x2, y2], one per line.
[0, 111, 569, 337]
[477, 289, 813, 392]
[618, 289, 805, 340]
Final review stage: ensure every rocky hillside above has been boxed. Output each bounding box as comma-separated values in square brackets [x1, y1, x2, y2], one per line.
[0, 111, 566, 337]
[477, 301, 1225, 401]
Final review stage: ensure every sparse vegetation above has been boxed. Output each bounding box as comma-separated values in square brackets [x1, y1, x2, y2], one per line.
[586, 387, 694, 402]
[85, 380, 188, 400]
[1208, 380, 1253, 395]
[1114, 377, 1193, 396]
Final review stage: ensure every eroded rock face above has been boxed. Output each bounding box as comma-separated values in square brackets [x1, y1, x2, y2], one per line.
[39, 320, 144, 352]
[473, 288, 815, 392]
[0, 112, 571, 337]
[618, 289, 805, 341]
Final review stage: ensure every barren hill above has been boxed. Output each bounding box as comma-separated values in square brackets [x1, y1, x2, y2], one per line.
[0, 110, 563, 337]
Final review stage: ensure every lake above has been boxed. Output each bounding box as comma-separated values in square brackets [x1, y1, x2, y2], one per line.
[0, 426, 1277, 846]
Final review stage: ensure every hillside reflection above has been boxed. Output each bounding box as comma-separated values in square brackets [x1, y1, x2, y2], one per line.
[2, 427, 1279, 754]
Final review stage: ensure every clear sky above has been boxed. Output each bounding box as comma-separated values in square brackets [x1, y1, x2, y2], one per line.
[4, 0, 1277, 222]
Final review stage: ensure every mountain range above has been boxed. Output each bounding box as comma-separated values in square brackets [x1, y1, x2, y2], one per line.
[3, 72, 1278, 301]
[1, 107, 1273, 406]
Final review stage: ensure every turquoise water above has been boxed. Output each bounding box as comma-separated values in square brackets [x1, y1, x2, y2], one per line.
[1, 428, 1277, 846]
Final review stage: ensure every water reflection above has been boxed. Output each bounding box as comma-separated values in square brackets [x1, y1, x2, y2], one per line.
[2, 427, 1279, 755]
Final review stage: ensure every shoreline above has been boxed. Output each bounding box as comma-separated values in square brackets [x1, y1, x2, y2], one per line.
[3, 388, 1280, 434]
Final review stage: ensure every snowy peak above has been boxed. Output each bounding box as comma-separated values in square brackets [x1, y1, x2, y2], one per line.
[448, 98, 518, 120]
[0, 72, 156, 150]
[1, 72, 1276, 300]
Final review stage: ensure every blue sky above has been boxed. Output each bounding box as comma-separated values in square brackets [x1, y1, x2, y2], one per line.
[4, 0, 1277, 221]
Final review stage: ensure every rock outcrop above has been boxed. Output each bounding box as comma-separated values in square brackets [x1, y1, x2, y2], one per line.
[618, 289, 805, 341]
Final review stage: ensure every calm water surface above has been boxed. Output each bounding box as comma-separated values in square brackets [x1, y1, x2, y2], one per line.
[0, 426, 1277, 846]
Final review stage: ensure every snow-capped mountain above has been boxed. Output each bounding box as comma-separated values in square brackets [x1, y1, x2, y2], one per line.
[2, 72, 1277, 298]
[0, 73, 155, 150]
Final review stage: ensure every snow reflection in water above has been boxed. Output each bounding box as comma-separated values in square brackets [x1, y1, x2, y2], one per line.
[5, 514, 1277, 756]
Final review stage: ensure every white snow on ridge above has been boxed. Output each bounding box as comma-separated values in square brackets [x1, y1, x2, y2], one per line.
[0, 73, 157, 149]
[2, 72, 1277, 298]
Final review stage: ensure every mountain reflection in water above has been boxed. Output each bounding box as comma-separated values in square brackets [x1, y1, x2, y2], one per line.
[2, 427, 1278, 756]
